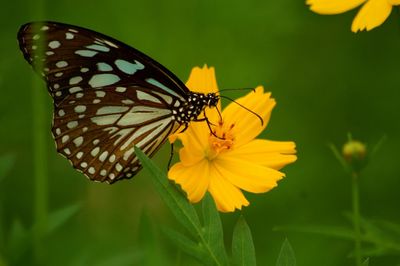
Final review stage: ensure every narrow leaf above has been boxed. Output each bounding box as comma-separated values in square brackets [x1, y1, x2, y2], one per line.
[8, 219, 30, 264]
[163, 226, 210, 265]
[135, 147, 201, 235]
[93, 251, 142, 266]
[232, 216, 256, 266]
[328, 143, 350, 173]
[138, 210, 167, 266]
[45, 203, 81, 235]
[202, 193, 228, 265]
[0, 154, 15, 182]
[136, 147, 225, 266]
[362, 258, 369, 266]
[276, 238, 296, 266]
[275, 225, 355, 240]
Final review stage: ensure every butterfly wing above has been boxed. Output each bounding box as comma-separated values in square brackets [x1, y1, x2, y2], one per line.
[18, 21, 186, 183]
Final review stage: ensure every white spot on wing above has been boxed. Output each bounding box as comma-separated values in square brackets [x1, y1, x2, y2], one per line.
[75, 50, 98, 57]
[86, 44, 110, 52]
[61, 135, 69, 143]
[115, 59, 144, 75]
[67, 121, 78, 129]
[69, 76, 83, 85]
[65, 32, 74, 39]
[137, 91, 162, 104]
[88, 167, 96, 174]
[115, 87, 126, 93]
[95, 91, 106, 97]
[69, 87, 82, 93]
[117, 106, 171, 126]
[88, 74, 120, 88]
[56, 61, 68, 68]
[123, 147, 135, 160]
[91, 114, 121, 126]
[96, 106, 129, 115]
[122, 99, 134, 105]
[99, 151, 108, 162]
[49, 41, 61, 49]
[146, 78, 182, 99]
[74, 105, 86, 113]
[73, 136, 84, 147]
[97, 62, 113, 72]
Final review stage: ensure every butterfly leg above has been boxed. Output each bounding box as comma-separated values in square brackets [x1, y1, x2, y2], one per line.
[193, 116, 224, 140]
[167, 142, 174, 170]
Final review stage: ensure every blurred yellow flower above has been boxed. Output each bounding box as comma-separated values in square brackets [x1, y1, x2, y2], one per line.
[307, 0, 400, 32]
[168, 65, 297, 212]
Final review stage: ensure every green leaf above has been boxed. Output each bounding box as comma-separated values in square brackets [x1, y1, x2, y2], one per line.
[232, 216, 256, 266]
[344, 214, 400, 252]
[135, 147, 201, 235]
[275, 225, 355, 240]
[163, 226, 209, 265]
[362, 258, 369, 266]
[276, 238, 296, 266]
[328, 143, 350, 173]
[8, 219, 30, 264]
[93, 251, 143, 266]
[45, 203, 81, 235]
[370, 135, 386, 158]
[136, 147, 226, 266]
[0, 154, 15, 183]
[202, 193, 228, 265]
[138, 210, 167, 266]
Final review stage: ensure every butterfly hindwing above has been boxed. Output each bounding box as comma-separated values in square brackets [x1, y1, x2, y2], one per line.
[53, 86, 180, 182]
[18, 21, 187, 183]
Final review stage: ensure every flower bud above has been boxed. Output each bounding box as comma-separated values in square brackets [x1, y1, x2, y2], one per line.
[342, 140, 367, 172]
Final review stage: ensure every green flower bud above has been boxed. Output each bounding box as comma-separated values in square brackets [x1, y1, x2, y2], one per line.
[342, 140, 367, 172]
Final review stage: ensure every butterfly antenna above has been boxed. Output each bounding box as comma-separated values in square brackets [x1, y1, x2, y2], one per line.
[218, 87, 256, 93]
[220, 95, 264, 126]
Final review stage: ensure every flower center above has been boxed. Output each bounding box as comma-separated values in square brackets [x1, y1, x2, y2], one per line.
[206, 121, 235, 160]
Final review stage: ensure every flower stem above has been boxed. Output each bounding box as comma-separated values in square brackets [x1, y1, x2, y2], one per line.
[352, 172, 362, 266]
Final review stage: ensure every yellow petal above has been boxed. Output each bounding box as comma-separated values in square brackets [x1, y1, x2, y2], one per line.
[168, 160, 210, 203]
[351, 0, 392, 32]
[214, 155, 284, 193]
[208, 163, 249, 212]
[222, 86, 276, 147]
[227, 139, 297, 170]
[307, 0, 366, 14]
[186, 65, 219, 94]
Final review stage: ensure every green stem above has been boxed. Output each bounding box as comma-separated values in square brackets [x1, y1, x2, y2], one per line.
[0, 256, 7, 266]
[32, 70, 48, 264]
[30, 17, 47, 265]
[352, 172, 362, 266]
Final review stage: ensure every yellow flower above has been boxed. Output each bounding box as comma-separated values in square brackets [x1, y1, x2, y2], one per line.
[168, 65, 297, 212]
[307, 0, 400, 32]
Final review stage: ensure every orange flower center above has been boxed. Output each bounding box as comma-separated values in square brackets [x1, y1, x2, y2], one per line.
[206, 121, 235, 160]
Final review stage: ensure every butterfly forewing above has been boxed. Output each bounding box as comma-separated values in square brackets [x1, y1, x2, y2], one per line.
[18, 21, 187, 183]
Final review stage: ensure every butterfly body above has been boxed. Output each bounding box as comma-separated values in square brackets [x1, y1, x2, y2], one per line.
[18, 21, 218, 183]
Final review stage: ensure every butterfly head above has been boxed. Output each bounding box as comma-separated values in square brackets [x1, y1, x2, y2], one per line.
[204, 92, 219, 108]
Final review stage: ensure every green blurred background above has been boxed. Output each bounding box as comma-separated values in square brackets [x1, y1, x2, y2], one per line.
[1, 0, 400, 265]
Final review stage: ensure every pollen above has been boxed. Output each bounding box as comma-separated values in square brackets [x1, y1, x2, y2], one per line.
[207, 122, 235, 159]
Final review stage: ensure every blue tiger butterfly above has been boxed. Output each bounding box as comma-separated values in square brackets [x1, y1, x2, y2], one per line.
[18, 21, 219, 183]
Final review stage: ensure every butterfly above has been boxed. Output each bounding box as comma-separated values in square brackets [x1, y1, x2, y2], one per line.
[18, 21, 220, 183]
